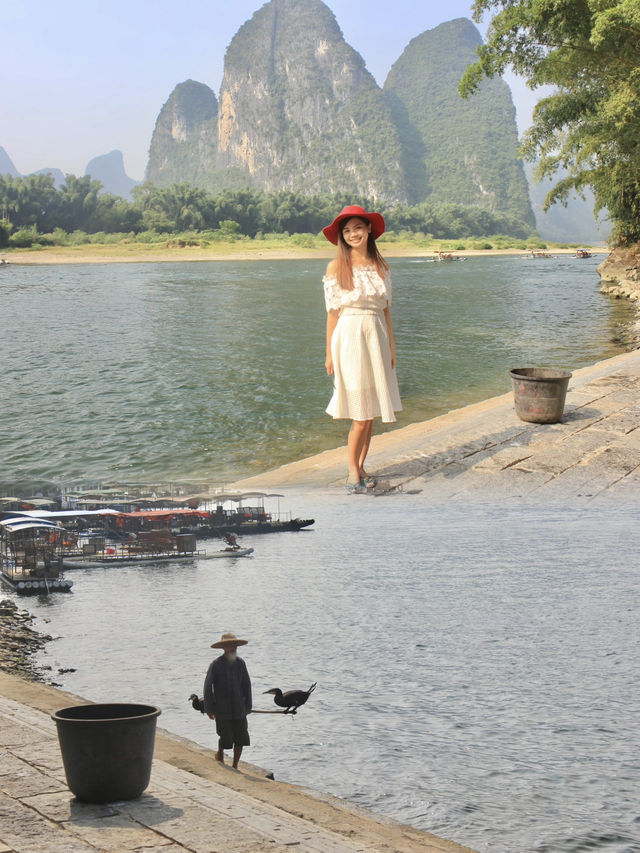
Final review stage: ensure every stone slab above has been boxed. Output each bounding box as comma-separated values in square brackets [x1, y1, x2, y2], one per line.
[0, 752, 65, 799]
[588, 410, 640, 435]
[513, 431, 613, 475]
[0, 791, 97, 853]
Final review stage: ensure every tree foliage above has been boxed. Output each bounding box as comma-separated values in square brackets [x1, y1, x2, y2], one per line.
[0, 174, 534, 241]
[459, 0, 640, 245]
[0, 173, 59, 230]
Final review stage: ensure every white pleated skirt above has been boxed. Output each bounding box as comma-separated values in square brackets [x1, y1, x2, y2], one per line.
[326, 308, 402, 422]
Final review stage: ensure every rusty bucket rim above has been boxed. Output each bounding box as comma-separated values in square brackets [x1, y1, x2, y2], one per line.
[509, 367, 572, 382]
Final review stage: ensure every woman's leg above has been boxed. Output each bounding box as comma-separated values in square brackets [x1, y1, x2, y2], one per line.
[358, 420, 373, 478]
[348, 419, 373, 483]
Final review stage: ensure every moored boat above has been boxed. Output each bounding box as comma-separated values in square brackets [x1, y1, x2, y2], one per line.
[434, 251, 466, 262]
[2, 493, 312, 567]
[526, 248, 554, 259]
[1, 516, 73, 595]
[204, 546, 254, 559]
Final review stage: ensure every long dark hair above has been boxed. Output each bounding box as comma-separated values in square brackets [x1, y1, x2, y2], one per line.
[335, 217, 389, 290]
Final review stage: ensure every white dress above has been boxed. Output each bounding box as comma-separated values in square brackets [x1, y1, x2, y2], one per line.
[323, 265, 402, 422]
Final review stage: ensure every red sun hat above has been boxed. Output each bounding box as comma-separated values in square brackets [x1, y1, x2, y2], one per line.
[322, 205, 386, 245]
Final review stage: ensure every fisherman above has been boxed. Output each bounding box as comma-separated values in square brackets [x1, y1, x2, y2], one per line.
[203, 632, 252, 768]
[225, 532, 239, 549]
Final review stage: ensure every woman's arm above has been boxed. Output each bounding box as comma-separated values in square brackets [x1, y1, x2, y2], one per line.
[325, 309, 339, 374]
[324, 259, 340, 374]
[384, 305, 396, 369]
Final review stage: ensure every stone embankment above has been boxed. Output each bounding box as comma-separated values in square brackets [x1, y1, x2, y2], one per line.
[0, 599, 52, 682]
[1, 596, 471, 852]
[233, 348, 640, 501]
[0, 672, 472, 853]
[598, 245, 640, 347]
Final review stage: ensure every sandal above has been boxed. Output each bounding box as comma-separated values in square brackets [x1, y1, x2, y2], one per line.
[345, 477, 367, 494]
[361, 472, 377, 489]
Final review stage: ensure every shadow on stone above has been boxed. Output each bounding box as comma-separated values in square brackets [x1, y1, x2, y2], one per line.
[562, 406, 605, 422]
[67, 793, 184, 826]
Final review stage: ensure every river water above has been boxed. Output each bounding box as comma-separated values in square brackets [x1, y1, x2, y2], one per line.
[0, 255, 631, 487]
[2, 256, 639, 851]
[23, 497, 640, 853]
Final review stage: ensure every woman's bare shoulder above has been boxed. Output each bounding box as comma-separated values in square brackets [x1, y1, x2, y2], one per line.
[325, 258, 338, 277]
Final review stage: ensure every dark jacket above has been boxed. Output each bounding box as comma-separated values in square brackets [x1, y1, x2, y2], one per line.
[203, 654, 252, 719]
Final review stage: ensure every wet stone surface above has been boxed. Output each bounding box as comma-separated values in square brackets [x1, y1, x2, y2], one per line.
[0, 600, 52, 682]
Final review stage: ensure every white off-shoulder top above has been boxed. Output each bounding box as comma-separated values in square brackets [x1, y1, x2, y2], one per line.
[323, 265, 392, 313]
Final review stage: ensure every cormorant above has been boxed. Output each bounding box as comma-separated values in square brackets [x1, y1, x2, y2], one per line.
[189, 693, 205, 713]
[263, 682, 316, 714]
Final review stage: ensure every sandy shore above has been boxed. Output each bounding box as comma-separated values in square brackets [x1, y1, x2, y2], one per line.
[4, 244, 608, 265]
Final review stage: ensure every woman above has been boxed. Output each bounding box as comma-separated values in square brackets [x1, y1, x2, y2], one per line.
[322, 204, 402, 493]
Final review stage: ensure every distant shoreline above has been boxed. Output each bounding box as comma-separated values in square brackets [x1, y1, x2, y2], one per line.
[4, 244, 609, 265]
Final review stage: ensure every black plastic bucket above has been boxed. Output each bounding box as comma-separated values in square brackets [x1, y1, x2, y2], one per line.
[52, 703, 161, 803]
[509, 367, 572, 424]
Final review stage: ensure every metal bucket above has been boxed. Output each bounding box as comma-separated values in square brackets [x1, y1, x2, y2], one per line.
[509, 367, 572, 424]
[52, 703, 161, 803]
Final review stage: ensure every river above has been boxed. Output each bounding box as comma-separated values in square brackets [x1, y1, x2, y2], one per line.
[2, 256, 639, 852]
[0, 254, 631, 487]
[22, 497, 640, 853]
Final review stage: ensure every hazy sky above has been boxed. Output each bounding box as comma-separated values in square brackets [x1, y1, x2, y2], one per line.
[2, 0, 537, 181]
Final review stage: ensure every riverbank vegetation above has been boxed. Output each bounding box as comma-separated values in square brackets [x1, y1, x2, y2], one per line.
[4, 233, 571, 264]
[2, 228, 557, 257]
[0, 176, 540, 250]
[461, 0, 640, 247]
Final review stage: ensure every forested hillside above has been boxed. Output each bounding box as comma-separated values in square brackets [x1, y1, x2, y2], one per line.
[145, 2, 530, 222]
[2, 4, 546, 242]
[215, 0, 407, 201]
[146, 80, 226, 191]
[384, 18, 533, 224]
[0, 147, 19, 178]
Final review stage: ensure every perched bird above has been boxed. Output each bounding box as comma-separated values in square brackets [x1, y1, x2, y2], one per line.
[189, 693, 205, 713]
[263, 682, 317, 714]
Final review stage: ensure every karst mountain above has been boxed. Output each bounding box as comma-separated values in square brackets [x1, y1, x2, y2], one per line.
[146, 1, 534, 224]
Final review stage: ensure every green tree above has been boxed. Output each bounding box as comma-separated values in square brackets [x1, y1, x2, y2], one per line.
[213, 189, 263, 235]
[0, 173, 59, 230]
[55, 175, 103, 232]
[0, 218, 11, 247]
[459, 0, 640, 245]
[88, 194, 142, 233]
[133, 183, 213, 231]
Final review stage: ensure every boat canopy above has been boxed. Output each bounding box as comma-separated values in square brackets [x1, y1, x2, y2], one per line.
[5, 509, 123, 519]
[0, 517, 64, 533]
